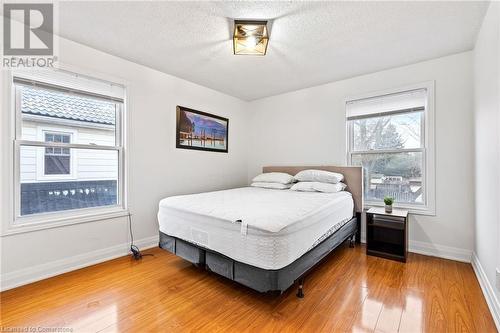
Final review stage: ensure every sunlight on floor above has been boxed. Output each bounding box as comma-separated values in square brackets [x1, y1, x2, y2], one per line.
[67, 303, 118, 333]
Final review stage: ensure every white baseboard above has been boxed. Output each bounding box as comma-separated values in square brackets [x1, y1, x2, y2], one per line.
[471, 253, 500, 332]
[361, 231, 472, 263]
[0, 235, 158, 292]
[408, 240, 472, 263]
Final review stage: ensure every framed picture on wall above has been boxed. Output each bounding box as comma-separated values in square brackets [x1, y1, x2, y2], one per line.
[176, 106, 229, 153]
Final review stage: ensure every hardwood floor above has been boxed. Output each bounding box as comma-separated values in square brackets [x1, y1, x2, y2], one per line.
[0, 243, 497, 333]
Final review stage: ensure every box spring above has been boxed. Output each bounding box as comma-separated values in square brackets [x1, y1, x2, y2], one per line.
[159, 216, 357, 293]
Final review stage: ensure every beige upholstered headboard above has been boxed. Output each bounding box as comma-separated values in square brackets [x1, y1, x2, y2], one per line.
[262, 165, 364, 213]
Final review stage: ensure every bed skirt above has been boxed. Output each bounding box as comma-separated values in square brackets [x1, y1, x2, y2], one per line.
[159, 216, 358, 293]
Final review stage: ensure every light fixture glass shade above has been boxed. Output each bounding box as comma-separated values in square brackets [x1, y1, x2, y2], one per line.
[233, 20, 269, 56]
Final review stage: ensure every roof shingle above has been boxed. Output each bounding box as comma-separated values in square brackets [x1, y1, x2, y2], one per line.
[21, 85, 116, 125]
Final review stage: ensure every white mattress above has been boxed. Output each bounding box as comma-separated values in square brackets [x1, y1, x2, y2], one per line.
[158, 187, 354, 270]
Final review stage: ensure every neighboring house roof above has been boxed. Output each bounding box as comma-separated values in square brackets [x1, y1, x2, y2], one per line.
[21, 85, 116, 125]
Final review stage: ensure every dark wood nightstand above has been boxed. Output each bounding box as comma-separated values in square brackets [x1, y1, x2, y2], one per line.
[366, 207, 408, 262]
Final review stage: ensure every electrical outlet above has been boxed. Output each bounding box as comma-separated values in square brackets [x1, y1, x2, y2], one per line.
[496, 268, 500, 291]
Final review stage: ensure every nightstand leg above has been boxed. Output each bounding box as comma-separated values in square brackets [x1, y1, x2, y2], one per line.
[355, 212, 361, 244]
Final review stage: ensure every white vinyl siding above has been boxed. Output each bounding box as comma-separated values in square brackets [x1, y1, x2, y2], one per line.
[19, 121, 117, 182]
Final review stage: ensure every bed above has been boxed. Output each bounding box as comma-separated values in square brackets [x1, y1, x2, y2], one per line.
[158, 166, 363, 297]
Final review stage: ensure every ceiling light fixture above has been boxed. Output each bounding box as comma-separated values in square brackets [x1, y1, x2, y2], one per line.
[233, 20, 269, 56]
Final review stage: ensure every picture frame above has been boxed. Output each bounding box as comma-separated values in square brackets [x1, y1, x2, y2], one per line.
[176, 106, 229, 153]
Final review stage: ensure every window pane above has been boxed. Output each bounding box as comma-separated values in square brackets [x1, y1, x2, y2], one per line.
[45, 155, 70, 174]
[352, 111, 422, 151]
[351, 152, 423, 205]
[19, 84, 119, 146]
[20, 146, 119, 216]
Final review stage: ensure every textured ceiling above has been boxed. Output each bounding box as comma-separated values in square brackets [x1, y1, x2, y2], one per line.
[56, 1, 489, 101]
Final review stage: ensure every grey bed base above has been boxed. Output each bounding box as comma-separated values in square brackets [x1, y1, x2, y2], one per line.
[159, 215, 358, 297]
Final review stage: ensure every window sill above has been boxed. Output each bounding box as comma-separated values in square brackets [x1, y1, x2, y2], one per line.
[1, 207, 129, 236]
[364, 202, 435, 216]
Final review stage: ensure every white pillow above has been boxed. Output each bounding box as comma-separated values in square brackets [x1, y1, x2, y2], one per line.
[252, 172, 294, 184]
[289, 182, 317, 192]
[294, 169, 344, 184]
[251, 182, 292, 190]
[291, 182, 347, 193]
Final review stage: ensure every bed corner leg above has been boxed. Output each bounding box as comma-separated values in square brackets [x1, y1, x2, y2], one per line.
[349, 234, 355, 248]
[296, 278, 305, 298]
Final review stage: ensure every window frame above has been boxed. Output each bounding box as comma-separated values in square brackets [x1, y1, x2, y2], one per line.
[4, 68, 129, 235]
[346, 81, 436, 215]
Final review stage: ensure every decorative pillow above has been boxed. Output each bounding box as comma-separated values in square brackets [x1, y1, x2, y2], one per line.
[252, 172, 294, 185]
[291, 182, 347, 193]
[251, 182, 292, 190]
[294, 169, 344, 184]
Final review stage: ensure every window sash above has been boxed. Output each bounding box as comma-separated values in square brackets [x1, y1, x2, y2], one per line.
[348, 109, 425, 153]
[14, 142, 124, 221]
[348, 149, 427, 207]
[14, 77, 123, 149]
[14, 83, 122, 144]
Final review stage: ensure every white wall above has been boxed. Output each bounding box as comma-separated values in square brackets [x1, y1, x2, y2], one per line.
[0, 37, 249, 289]
[248, 52, 474, 259]
[473, 1, 500, 322]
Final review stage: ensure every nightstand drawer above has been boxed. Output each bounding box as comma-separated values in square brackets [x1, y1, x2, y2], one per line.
[371, 214, 405, 223]
[368, 215, 405, 230]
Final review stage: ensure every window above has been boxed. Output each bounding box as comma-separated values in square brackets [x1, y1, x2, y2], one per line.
[12, 69, 126, 227]
[347, 84, 435, 214]
[44, 132, 71, 175]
